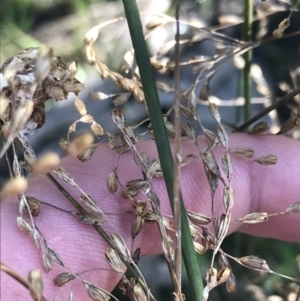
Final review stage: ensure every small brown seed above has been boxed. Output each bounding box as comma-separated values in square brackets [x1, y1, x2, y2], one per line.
[111, 233, 131, 260]
[217, 267, 231, 283]
[201, 149, 220, 176]
[221, 153, 232, 181]
[105, 248, 123, 273]
[207, 169, 219, 194]
[216, 124, 228, 149]
[74, 97, 87, 116]
[223, 187, 234, 211]
[54, 272, 76, 287]
[238, 212, 268, 223]
[226, 273, 237, 293]
[91, 121, 104, 137]
[17, 216, 32, 233]
[230, 147, 254, 158]
[254, 154, 277, 165]
[106, 170, 118, 194]
[193, 241, 206, 254]
[285, 201, 300, 214]
[248, 121, 269, 135]
[199, 81, 210, 101]
[131, 216, 145, 239]
[187, 210, 211, 226]
[239, 255, 270, 271]
[126, 179, 147, 191]
[77, 145, 97, 162]
[208, 102, 221, 123]
[84, 282, 110, 301]
[133, 283, 147, 301]
[81, 194, 100, 213]
[42, 253, 53, 272]
[28, 269, 44, 301]
[24, 196, 40, 217]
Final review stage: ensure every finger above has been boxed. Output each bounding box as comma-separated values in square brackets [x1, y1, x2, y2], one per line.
[1, 134, 300, 300]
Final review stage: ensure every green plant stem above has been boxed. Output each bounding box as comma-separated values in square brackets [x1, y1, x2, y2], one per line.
[121, 1, 204, 300]
[242, 0, 253, 123]
[173, 3, 182, 296]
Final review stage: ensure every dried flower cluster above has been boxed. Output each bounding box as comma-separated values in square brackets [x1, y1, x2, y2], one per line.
[1, 2, 300, 301]
[0, 46, 84, 300]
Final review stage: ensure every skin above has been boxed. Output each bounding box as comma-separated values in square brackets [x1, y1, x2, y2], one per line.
[1, 133, 300, 300]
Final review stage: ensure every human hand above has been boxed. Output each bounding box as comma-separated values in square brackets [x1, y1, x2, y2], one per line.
[2, 133, 300, 300]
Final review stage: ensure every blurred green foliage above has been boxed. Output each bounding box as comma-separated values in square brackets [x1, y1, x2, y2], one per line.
[0, 0, 116, 63]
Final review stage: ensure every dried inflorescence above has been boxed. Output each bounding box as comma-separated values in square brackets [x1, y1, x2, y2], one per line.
[0, 46, 84, 158]
[2, 3, 300, 300]
[0, 46, 85, 299]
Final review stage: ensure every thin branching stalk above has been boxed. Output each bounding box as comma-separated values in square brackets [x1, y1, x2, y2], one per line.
[46, 172, 157, 301]
[242, 0, 253, 123]
[1, 262, 47, 301]
[173, 3, 182, 298]
[121, 1, 204, 300]
[236, 86, 300, 131]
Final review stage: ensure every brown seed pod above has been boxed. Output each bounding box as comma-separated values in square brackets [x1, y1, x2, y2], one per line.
[239, 255, 270, 271]
[199, 80, 210, 101]
[208, 102, 221, 123]
[113, 93, 131, 106]
[226, 273, 237, 293]
[221, 153, 232, 181]
[238, 212, 268, 223]
[207, 169, 219, 195]
[156, 81, 174, 93]
[42, 253, 53, 272]
[110, 233, 131, 260]
[17, 216, 32, 233]
[77, 144, 97, 162]
[105, 248, 123, 273]
[182, 123, 197, 145]
[54, 272, 76, 287]
[216, 124, 228, 149]
[248, 121, 269, 135]
[131, 216, 145, 239]
[24, 196, 40, 217]
[106, 170, 118, 194]
[133, 282, 147, 301]
[28, 269, 44, 301]
[132, 248, 141, 265]
[193, 241, 206, 254]
[230, 147, 254, 158]
[217, 267, 231, 284]
[285, 201, 300, 214]
[84, 281, 110, 301]
[201, 149, 220, 176]
[187, 210, 211, 226]
[223, 187, 234, 212]
[46, 245, 64, 266]
[126, 179, 147, 191]
[254, 154, 277, 165]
